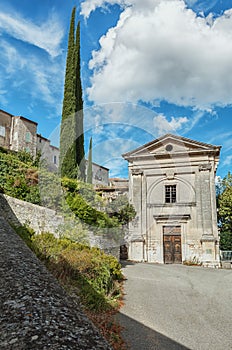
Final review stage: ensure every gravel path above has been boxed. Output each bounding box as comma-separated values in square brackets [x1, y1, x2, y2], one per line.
[0, 216, 112, 350]
[117, 262, 232, 350]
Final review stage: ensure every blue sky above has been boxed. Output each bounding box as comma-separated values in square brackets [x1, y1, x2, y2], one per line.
[0, 0, 232, 178]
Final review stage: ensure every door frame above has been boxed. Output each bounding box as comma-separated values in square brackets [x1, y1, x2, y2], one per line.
[163, 226, 182, 264]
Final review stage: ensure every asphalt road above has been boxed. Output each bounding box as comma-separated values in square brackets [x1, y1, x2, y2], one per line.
[117, 262, 232, 350]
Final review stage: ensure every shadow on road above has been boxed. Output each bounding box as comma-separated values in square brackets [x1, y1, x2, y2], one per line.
[117, 312, 191, 350]
[120, 260, 138, 268]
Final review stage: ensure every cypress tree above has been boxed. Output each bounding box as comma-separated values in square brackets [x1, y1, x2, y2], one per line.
[74, 22, 85, 180]
[87, 137, 93, 184]
[59, 8, 85, 179]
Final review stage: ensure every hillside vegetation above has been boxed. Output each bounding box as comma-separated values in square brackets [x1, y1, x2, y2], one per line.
[0, 147, 135, 232]
[0, 147, 134, 349]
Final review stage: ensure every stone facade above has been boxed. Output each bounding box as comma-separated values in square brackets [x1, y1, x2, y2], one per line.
[11, 116, 37, 157]
[85, 160, 109, 186]
[0, 110, 12, 149]
[0, 110, 37, 157]
[96, 178, 129, 202]
[123, 134, 221, 268]
[0, 109, 109, 185]
[37, 134, 59, 172]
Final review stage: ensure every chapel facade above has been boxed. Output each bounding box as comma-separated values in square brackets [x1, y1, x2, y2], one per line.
[123, 134, 221, 267]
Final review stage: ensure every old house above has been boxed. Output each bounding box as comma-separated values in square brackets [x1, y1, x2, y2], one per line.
[37, 134, 59, 172]
[123, 134, 221, 267]
[0, 109, 109, 186]
[0, 109, 37, 157]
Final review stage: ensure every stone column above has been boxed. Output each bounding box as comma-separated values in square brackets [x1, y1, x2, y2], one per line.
[198, 163, 219, 267]
[199, 163, 213, 237]
[128, 168, 144, 261]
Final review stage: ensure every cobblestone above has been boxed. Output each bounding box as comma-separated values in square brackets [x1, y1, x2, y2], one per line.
[0, 216, 112, 350]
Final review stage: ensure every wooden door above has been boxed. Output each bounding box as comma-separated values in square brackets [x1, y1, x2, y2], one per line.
[163, 227, 182, 264]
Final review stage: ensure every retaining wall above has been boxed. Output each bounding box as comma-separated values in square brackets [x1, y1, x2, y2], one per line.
[0, 194, 120, 259]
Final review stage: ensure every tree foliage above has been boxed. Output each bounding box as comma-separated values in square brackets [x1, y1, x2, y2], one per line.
[74, 22, 85, 179]
[59, 8, 85, 180]
[87, 137, 93, 184]
[106, 195, 136, 225]
[218, 172, 232, 250]
[0, 148, 40, 204]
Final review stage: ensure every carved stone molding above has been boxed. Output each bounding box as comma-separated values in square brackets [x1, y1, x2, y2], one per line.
[131, 169, 143, 175]
[199, 163, 212, 172]
[166, 170, 175, 180]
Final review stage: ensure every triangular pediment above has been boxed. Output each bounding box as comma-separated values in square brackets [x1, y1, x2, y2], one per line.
[122, 134, 221, 160]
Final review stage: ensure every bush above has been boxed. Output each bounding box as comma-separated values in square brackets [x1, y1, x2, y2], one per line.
[0, 149, 40, 204]
[30, 232, 123, 310]
[66, 192, 120, 231]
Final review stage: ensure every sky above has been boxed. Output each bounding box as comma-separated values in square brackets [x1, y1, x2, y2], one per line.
[0, 0, 232, 178]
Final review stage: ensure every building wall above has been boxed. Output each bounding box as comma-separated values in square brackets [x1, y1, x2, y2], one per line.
[37, 135, 59, 172]
[86, 161, 109, 186]
[0, 110, 109, 186]
[11, 117, 37, 157]
[0, 110, 12, 149]
[124, 135, 221, 267]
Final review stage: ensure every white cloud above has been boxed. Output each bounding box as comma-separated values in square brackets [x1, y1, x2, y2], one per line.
[83, 103, 196, 176]
[0, 40, 64, 113]
[0, 10, 63, 57]
[81, 0, 129, 18]
[81, 0, 163, 18]
[223, 155, 232, 166]
[84, 0, 232, 110]
[153, 115, 188, 136]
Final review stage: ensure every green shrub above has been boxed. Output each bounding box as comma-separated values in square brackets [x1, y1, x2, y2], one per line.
[13, 224, 36, 251]
[66, 192, 120, 230]
[29, 232, 123, 310]
[0, 149, 40, 203]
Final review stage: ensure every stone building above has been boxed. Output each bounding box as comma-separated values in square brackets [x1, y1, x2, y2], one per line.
[0, 109, 109, 185]
[37, 134, 59, 172]
[0, 109, 58, 168]
[123, 134, 221, 267]
[0, 110, 37, 157]
[85, 161, 109, 186]
[96, 178, 129, 202]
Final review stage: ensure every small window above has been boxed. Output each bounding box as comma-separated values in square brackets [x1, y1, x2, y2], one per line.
[0, 125, 6, 137]
[25, 132, 31, 143]
[165, 185, 176, 203]
[166, 144, 173, 152]
[54, 155, 57, 164]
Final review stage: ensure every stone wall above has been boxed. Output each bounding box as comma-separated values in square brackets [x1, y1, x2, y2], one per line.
[0, 194, 120, 259]
[0, 194, 63, 235]
[89, 231, 120, 260]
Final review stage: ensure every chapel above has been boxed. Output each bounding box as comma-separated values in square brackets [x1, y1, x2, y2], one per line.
[123, 134, 221, 267]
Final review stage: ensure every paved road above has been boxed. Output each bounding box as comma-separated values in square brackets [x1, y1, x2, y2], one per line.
[117, 263, 232, 350]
